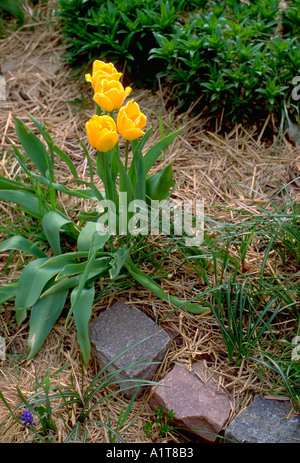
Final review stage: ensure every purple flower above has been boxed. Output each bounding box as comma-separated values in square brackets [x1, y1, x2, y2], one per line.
[20, 409, 35, 427]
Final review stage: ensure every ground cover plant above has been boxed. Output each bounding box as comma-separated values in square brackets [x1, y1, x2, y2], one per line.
[0, 341, 164, 442]
[57, 0, 208, 86]
[58, 0, 300, 129]
[0, 0, 25, 29]
[0, 0, 42, 37]
[0, 0, 299, 444]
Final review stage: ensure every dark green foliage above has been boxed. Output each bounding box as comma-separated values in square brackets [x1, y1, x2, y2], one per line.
[150, 0, 300, 126]
[58, 0, 300, 128]
[0, 0, 24, 37]
[0, 0, 24, 22]
[57, 0, 197, 86]
[281, 0, 300, 38]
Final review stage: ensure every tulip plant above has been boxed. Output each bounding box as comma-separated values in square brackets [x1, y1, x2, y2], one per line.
[0, 61, 209, 364]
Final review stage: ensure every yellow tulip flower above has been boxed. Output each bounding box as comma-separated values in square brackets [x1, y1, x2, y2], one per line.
[117, 100, 147, 141]
[85, 60, 122, 92]
[93, 79, 132, 112]
[86, 115, 119, 152]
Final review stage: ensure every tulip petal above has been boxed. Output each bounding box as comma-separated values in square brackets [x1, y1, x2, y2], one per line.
[100, 114, 117, 131]
[96, 129, 119, 152]
[94, 93, 115, 112]
[135, 113, 147, 130]
[124, 87, 132, 98]
[106, 88, 125, 108]
[123, 128, 144, 141]
[92, 61, 122, 82]
[86, 115, 119, 152]
[94, 80, 132, 112]
[118, 113, 135, 132]
[125, 100, 140, 119]
[117, 100, 147, 141]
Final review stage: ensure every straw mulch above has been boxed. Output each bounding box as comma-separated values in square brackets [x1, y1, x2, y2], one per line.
[0, 1, 299, 443]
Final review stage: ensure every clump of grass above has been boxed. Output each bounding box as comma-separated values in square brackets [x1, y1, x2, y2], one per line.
[170, 178, 300, 408]
[0, 338, 163, 443]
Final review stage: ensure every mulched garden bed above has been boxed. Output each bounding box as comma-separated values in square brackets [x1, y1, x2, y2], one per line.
[0, 1, 299, 443]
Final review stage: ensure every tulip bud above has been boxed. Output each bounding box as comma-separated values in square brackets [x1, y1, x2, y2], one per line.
[85, 60, 122, 92]
[93, 79, 132, 112]
[86, 115, 119, 152]
[117, 100, 147, 141]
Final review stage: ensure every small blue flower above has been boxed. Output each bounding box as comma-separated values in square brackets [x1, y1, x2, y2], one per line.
[20, 409, 35, 427]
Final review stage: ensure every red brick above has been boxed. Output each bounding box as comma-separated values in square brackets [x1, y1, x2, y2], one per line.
[150, 361, 232, 442]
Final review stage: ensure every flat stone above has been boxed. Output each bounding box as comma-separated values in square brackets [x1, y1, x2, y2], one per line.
[1, 51, 62, 77]
[89, 301, 172, 399]
[149, 361, 232, 442]
[1, 60, 20, 75]
[224, 395, 300, 443]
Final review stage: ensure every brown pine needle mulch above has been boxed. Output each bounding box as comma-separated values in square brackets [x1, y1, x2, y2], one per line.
[0, 1, 299, 443]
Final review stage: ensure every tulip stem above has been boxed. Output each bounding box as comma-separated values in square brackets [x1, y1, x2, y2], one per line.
[100, 152, 108, 200]
[125, 140, 129, 171]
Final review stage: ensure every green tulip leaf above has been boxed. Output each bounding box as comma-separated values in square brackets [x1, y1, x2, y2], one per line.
[109, 246, 131, 280]
[143, 128, 183, 174]
[14, 117, 51, 179]
[0, 0, 24, 21]
[27, 290, 69, 359]
[66, 231, 103, 323]
[0, 281, 18, 305]
[41, 275, 80, 298]
[52, 144, 79, 179]
[38, 251, 89, 267]
[146, 163, 174, 202]
[0, 235, 47, 258]
[0, 190, 47, 218]
[0, 175, 34, 192]
[30, 172, 102, 201]
[15, 307, 27, 326]
[55, 258, 108, 281]
[77, 221, 110, 252]
[125, 259, 210, 315]
[128, 128, 153, 183]
[27, 112, 79, 179]
[14, 257, 75, 309]
[133, 149, 146, 202]
[42, 211, 79, 255]
[72, 285, 95, 365]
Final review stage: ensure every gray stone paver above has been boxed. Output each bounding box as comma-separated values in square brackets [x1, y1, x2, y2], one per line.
[224, 395, 300, 443]
[89, 301, 172, 398]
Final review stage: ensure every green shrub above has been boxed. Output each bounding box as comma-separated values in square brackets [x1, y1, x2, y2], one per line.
[58, 0, 299, 127]
[281, 0, 300, 38]
[59, 0, 300, 127]
[150, 0, 300, 126]
[0, 0, 24, 36]
[57, 0, 203, 86]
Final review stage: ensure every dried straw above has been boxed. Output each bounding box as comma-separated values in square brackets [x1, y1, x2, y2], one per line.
[0, 0, 299, 443]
